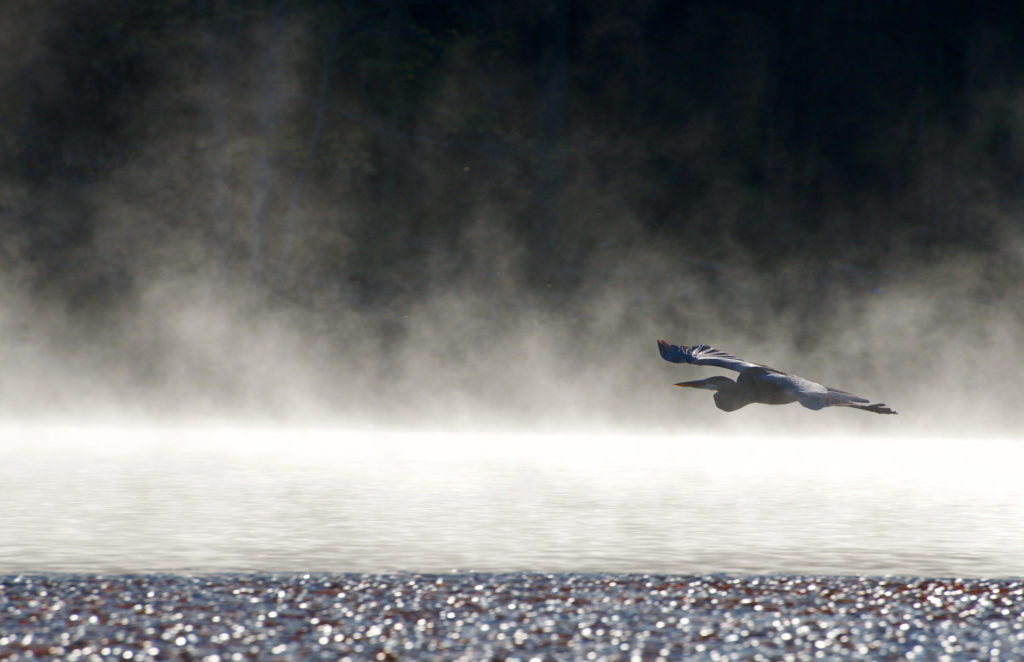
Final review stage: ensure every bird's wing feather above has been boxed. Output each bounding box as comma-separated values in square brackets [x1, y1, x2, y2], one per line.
[657, 340, 763, 374]
[757, 372, 869, 410]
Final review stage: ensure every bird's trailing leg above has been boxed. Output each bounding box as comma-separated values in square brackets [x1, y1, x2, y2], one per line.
[852, 402, 898, 415]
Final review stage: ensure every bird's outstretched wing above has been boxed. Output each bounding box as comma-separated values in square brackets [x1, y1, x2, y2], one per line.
[758, 372, 897, 414]
[657, 340, 764, 374]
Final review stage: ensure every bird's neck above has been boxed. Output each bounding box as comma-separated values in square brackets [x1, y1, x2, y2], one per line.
[713, 386, 752, 412]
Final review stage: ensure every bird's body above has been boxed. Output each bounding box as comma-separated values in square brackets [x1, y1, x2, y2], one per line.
[657, 340, 897, 415]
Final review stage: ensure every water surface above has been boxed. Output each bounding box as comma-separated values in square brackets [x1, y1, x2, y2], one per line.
[1, 428, 1021, 576]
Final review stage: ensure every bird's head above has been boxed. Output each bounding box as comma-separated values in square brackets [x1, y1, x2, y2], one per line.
[674, 376, 735, 391]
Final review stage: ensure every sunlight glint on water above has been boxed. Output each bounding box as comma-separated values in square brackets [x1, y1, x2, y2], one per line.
[1, 427, 1022, 576]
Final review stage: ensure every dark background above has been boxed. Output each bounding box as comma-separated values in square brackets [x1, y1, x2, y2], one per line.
[1, 1, 1022, 427]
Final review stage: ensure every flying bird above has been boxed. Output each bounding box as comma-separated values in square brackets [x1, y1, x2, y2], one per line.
[657, 340, 897, 415]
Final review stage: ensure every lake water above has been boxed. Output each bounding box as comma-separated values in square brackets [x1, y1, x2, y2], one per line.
[1, 427, 1022, 577]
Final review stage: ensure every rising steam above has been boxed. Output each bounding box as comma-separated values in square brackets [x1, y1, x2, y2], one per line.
[0, 3, 1021, 437]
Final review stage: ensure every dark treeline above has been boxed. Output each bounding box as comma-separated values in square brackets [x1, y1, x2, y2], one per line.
[3, 0, 1023, 314]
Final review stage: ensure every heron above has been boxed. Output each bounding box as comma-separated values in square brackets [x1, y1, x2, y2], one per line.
[657, 340, 897, 415]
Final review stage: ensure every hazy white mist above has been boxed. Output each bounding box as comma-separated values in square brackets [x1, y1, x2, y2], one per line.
[0, 4, 1021, 437]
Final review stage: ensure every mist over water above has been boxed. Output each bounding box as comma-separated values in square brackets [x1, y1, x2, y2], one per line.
[1, 255, 1018, 435]
[3, 428, 1023, 576]
[1, 3, 1022, 576]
